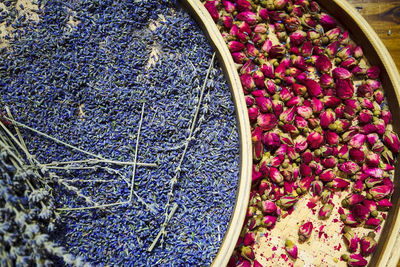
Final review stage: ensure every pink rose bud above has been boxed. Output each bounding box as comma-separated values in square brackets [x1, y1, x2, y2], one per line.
[280, 87, 293, 101]
[366, 133, 379, 146]
[255, 96, 272, 113]
[298, 221, 313, 242]
[266, 80, 277, 96]
[341, 58, 358, 70]
[315, 54, 332, 73]
[292, 83, 307, 96]
[246, 43, 259, 58]
[318, 169, 334, 182]
[353, 180, 365, 193]
[294, 135, 307, 152]
[311, 180, 324, 196]
[275, 144, 288, 157]
[364, 217, 382, 229]
[349, 133, 366, 149]
[343, 193, 365, 207]
[377, 198, 392, 210]
[263, 215, 277, 228]
[335, 78, 354, 99]
[325, 131, 339, 146]
[321, 156, 338, 168]
[366, 66, 380, 79]
[269, 167, 284, 185]
[240, 59, 256, 75]
[374, 90, 384, 104]
[381, 109, 392, 125]
[301, 41, 313, 57]
[383, 130, 400, 154]
[352, 46, 363, 58]
[269, 44, 286, 58]
[254, 23, 268, 34]
[204, 1, 220, 21]
[352, 65, 366, 75]
[365, 177, 383, 189]
[274, 0, 289, 9]
[298, 176, 313, 193]
[280, 133, 294, 146]
[342, 253, 368, 267]
[223, 15, 233, 29]
[304, 79, 322, 97]
[360, 232, 377, 256]
[339, 161, 360, 174]
[371, 140, 384, 153]
[222, 0, 235, 13]
[248, 107, 259, 122]
[310, 97, 323, 114]
[363, 167, 383, 179]
[237, 21, 252, 35]
[253, 141, 264, 161]
[277, 195, 298, 209]
[296, 106, 313, 119]
[341, 213, 359, 227]
[357, 84, 373, 99]
[358, 110, 372, 124]
[240, 73, 256, 91]
[365, 151, 379, 167]
[241, 245, 255, 260]
[349, 148, 365, 163]
[258, 8, 269, 21]
[322, 96, 342, 108]
[261, 62, 274, 79]
[232, 52, 248, 64]
[251, 127, 263, 143]
[325, 41, 340, 58]
[319, 203, 334, 219]
[290, 30, 307, 46]
[319, 13, 337, 30]
[351, 204, 370, 222]
[343, 227, 359, 253]
[337, 45, 352, 60]
[319, 74, 333, 88]
[326, 27, 341, 41]
[327, 178, 350, 189]
[293, 116, 307, 131]
[300, 150, 312, 165]
[286, 96, 302, 107]
[228, 40, 245, 52]
[340, 30, 350, 44]
[332, 67, 352, 79]
[236, 11, 259, 25]
[285, 239, 298, 259]
[319, 109, 335, 129]
[307, 131, 324, 149]
[236, 0, 252, 11]
[363, 199, 377, 212]
[243, 231, 256, 246]
[258, 200, 278, 215]
[257, 113, 277, 131]
[279, 106, 296, 124]
[369, 185, 391, 200]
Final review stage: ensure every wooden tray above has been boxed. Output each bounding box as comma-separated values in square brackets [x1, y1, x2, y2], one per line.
[181, 0, 400, 266]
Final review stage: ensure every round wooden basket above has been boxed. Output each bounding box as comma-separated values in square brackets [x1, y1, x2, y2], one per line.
[180, 0, 400, 266]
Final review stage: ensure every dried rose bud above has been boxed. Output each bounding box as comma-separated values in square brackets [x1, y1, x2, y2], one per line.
[258, 200, 277, 215]
[301, 41, 313, 57]
[352, 180, 364, 193]
[286, 96, 302, 107]
[296, 176, 312, 193]
[319, 203, 334, 219]
[304, 79, 323, 98]
[360, 232, 377, 256]
[371, 140, 384, 153]
[204, 1, 220, 21]
[325, 27, 341, 41]
[251, 127, 263, 143]
[297, 105, 313, 119]
[364, 217, 382, 229]
[315, 55, 332, 73]
[325, 41, 340, 58]
[257, 113, 277, 131]
[332, 67, 352, 79]
[266, 80, 277, 96]
[348, 133, 366, 149]
[243, 231, 256, 246]
[319, 13, 337, 30]
[351, 204, 370, 222]
[263, 215, 277, 228]
[236, 11, 258, 25]
[232, 52, 248, 64]
[280, 86, 294, 102]
[369, 185, 391, 201]
[279, 106, 296, 124]
[269, 167, 284, 185]
[248, 107, 259, 122]
[222, 0, 235, 13]
[351, 46, 363, 59]
[377, 198, 392, 210]
[341, 58, 358, 70]
[236, 259, 252, 267]
[253, 141, 264, 161]
[383, 130, 400, 154]
[335, 78, 354, 99]
[343, 227, 359, 253]
[277, 195, 298, 209]
[236, 0, 252, 12]
[255, 96, 272, 113]
[240, 74, 256, 91]
[339, 161, 360, 174]
[280, 133, 293, 146]
[290, 30, 307, 46]
[241, 245, 255, 260]
[374, 90, 384, 104]
[269, 44, 286, 58]
[320, 156, 337, 169]
[301, 150, 313, 164]
[298, 221, 313, 242]
[342, 253, 367, 267]
[363, 167, 383, 179]
[337, 45, 352, 60]
[292, 83, 307, 96]
[366, 66, 380, 79]
[319, 109, 336, 129]
[327, 178, 350, 189]
[317, 169, 334, 182]
[285, 239, 298, 259]
[253, 260, 263, 267]
[307, 131, 324, 149]
[342, 193, 365, 207]
[293, 135, 307, 152]
[349, 148, 365, 163]
[228, 41, 245, 52]
[318, 74, 333, 89]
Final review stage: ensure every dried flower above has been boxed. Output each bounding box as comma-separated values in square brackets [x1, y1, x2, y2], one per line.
[319, 203, 334, 219]
[335, 78, 354, 99]
[360, 232, 377, 256]
[332, 67, 352, 79]
[258, 113, 277, 131]
[298, 221, 313, 242]
[366, 66, 380, 79]
[285, 239, 298, 259]
[343, 227, 359, 253]
[342, 253, 368, 267]
[205, 1, 220, 21]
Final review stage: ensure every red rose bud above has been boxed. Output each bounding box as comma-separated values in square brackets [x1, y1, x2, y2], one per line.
[291, 56, 307, 71]
[319, 203, 334, 219]
[337, 45, 352, 60]
[335, 78, 354, 99]
[269, 44, 286, 58]
[317, 169, 333, 182]
[341, 58, 358, 70]
[263, 215, 277, 228]
[366, 66, 380, 79]
[339, 30, 350, 44]
[383, 130, 400, 154]
[286, 96, 302, 107]
[377, 198, 392, 210]
[298, 221, 313, 242]
[251, 127, 263, 143]
[248, 107, 259, 122]
[270, 155, 284, 167]
[236, 0, 252, 11]
[301, 41, 313, 57]
[204, 1, 219, 21]
[277, 195, 298, 209]
[279, 106, 295, 124]
[360, 232, 377, 256]
[260, 62, 275, 79]
[363, 167, 383, 179]
[342, 253, 367, 267]
[258, 200, 278, 215]
[341, 213, 359, 227]
[365, 177, 383, 189]
[285, 239, 298, 259]
[292, 136, 307, 152]
[366, 133, 378, 147]
[343, 228, 359, 253]
[374, 90, 384, 104]
[364, 217, 382, 229]
[358, 110, 372, 124]
[318, 74, 333, 89]
[349, 133, 366, 149]
[280, 86, 293, 101]
[320, 156, 337, 169]
[365, 151, 379, 167]
[342, 193, 365, 207]
[319, 109, 335, 129]
[292, 83, 306, 96]
[352, 180, 364, 193]
[296, 106, 313, 120]
[319, 13, 337, 30]
[232, 52, 248, 64]
[223, 15, 233, 29]
[322, 96, 341, 109]
[257, 113, 277, 131]
[324, 131, 339, 146]
[369, 185, 391, 201]
[332, 67, 352, 79]
[351, 204, 370, 222]
[349, 148, 365, 163]
[339, 161, 360, 174]
[253, 141, 264, 161]
[325, 27, 341, 41]
[363, 199, 377, 213]
[246, 43, 259, 58]
[381, 109, 392, 125]
[304, 79, 322, 97]
[254, 260, 263, 267]
[266, 80, 277, 96]
[228, 41, 245, 53]
[290, 30, 307, 46]
[325, 41, 340, 58]
[256, 96, 272, 113]
[275, 144, 288, 157]
[243, 231, 256, 246]
[307, 131, 324, 149]
[241, 245, 255, 260]
[371, 140, 384, 153]
[310, 180, 323, 196]
[298, 176, 312, 193]
[222, 0, 235, 13]
[240, 74, 256, 91]
[327, 178, 350, 189]
[269, 167, 284, 185]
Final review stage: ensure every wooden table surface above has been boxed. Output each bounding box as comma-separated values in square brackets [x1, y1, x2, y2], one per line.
[347, 0, 400, 72]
